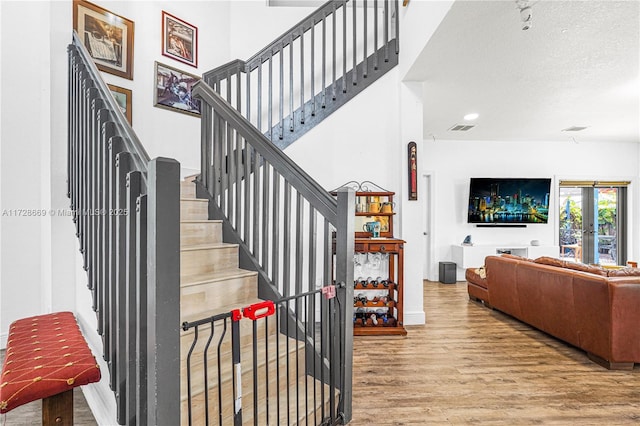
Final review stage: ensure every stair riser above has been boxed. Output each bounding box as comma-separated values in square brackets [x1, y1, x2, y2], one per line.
[180, 222, 222, 246]
[180, 181, 196, 198]
[180, 200, 209, 220]
[181, 276, 257, 319]
[181, 247, 239, 277]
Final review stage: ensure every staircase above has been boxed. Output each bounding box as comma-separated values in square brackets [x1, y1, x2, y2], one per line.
[203, 0, 399, 151]
[67, 0, 397, 423]
[179, 177, 337, 425]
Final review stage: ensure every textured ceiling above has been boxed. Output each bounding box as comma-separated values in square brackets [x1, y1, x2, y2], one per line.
[405, 0, 640, 143]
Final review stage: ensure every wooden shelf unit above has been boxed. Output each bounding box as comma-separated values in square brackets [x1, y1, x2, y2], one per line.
[353, 236, 407, 336]
[331, 185, 407, 336]
[354, 191, 396, 238]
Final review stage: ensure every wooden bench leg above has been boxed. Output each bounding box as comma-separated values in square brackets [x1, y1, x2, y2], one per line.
[42, 389, 73, 426]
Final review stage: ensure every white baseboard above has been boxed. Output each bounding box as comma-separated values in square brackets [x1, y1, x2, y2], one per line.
[403, 310, 426, 325]
[76, 313, 117, 426]
[81, 379, 116, 426]
[0, 332, 7, 350]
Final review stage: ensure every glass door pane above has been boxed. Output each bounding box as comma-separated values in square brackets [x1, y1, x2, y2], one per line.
[595, 188, 618, 266]
[559, 187, 583, 263]
[559, 185, 625, 265]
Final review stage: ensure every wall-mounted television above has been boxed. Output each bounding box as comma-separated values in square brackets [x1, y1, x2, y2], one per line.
[468, 178, 551, 225]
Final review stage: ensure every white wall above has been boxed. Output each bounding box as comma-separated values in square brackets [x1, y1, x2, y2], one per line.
[0, 1, 232, 422]
[229, 1, 315, 60]
[283, 0, 457, 325]
[96, 1, 231, 174]
[423, 138, 639, 277]
[0, 0, 77, 348]
[398, 0, 454, 78]
[0, 0, 232, 341]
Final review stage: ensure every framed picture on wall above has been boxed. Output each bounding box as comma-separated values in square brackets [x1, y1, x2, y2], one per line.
[154, 62, 202, 117]
[107, 84, 132, 125]
[73, 0, 134, 80]
[408, 141, 418, 200]
[162, 11, 198, 68]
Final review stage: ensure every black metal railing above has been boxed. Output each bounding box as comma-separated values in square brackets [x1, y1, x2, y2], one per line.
[68, 31, 180, 426]
[193, 78, 355, 422]
[204, 0, 399, 149]
[182, 284, 345, 425]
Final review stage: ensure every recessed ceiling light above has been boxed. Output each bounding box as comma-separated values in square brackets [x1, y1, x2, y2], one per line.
[463, 113, 479, 121]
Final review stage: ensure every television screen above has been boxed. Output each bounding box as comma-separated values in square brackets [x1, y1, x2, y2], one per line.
[468, 178, 551, 224]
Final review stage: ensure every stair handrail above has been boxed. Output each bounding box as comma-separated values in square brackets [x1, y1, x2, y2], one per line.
[193, 81, 338, 222]
[205, 0, 349, 82]
[203, 0, 399, 148]
[68, 31, 180, 426]
[245, 0, 348, 69]
[194, 76, 355, 422]
[71, 31, 150, 176]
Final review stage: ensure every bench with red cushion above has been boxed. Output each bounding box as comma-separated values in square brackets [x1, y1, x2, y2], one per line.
[1, 312, 101, 424]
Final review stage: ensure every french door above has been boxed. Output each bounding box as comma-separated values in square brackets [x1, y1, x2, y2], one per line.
[559, 182, 628, 265]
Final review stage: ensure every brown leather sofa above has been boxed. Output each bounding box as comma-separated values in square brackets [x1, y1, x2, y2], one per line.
[466, 254, 640, 370]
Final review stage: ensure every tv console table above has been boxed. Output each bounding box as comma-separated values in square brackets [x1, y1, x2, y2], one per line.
[451, 244, 559, 270]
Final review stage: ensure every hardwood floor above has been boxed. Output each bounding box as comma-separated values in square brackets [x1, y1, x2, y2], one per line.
[2, 282, 638, 425]
[350, 281, 640, 425]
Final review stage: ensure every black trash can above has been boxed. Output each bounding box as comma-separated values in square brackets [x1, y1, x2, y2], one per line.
[439, 261, 457, 284]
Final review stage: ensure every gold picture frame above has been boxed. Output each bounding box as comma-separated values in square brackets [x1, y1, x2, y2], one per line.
[73, 0, 135, 80]
[107, 84, 132, 125]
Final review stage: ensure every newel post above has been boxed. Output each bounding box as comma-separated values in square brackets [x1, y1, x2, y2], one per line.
[146, 157, 180, 426]
[335, 187, 355, 423]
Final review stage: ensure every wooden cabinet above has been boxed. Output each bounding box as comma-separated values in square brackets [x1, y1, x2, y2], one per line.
[333, 184, 407, 336]
[353, 237, 407, 336]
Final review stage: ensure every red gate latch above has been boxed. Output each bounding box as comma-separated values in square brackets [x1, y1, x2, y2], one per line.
[242, 300, 275, 321]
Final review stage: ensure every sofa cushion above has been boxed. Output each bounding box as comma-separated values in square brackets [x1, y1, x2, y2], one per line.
[534, 256, 566, 268]
[501, 253, 531, 262]
[607, 267, 640, 277]
[563, 262, 608, 277]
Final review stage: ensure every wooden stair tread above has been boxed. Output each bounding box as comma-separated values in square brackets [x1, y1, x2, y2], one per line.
[180, 197, 208, 202]
[181, 269, 257, 288]
[181, 242, 239, 252]
[180, 298, 264, 326]
[180, 219, 222, 224]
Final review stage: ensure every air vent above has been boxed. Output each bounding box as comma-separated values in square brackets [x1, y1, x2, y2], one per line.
[562, 126, 589, 132]
[448, 124, 476, 131]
